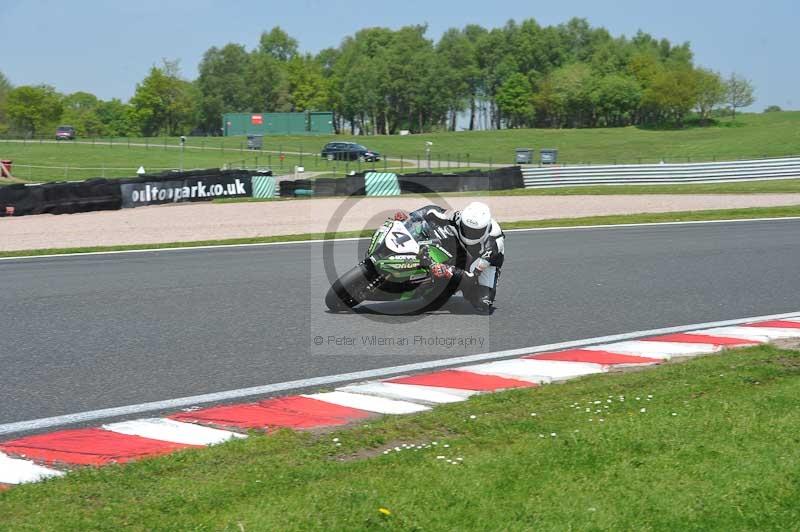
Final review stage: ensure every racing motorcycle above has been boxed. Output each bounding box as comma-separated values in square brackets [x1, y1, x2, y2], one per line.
[325, 214, 465, 313]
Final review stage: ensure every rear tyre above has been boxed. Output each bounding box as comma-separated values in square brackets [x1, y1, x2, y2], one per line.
[325, 261, 380, 312]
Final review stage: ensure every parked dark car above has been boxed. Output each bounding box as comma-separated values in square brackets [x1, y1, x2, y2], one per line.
[321, 142, 380, 162]
[55, 125, 76, 140]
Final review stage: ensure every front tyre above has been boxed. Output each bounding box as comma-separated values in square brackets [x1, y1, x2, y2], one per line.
[325, 262, 379, 312]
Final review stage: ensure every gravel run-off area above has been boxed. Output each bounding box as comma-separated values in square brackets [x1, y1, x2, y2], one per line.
[2, 194, 800, 252]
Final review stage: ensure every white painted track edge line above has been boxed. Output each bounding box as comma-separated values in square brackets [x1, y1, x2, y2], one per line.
[0, 236, 370, 262]
[3, 216, 799, 262]
[2, 309, 799, 436]
[504, 216, 800, 234]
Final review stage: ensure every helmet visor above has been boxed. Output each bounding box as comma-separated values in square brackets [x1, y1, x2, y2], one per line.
[459, 220, 488, 243]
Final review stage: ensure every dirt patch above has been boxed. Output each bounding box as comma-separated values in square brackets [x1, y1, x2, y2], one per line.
[332, 431, 458, 463]
[2, 193, 800, 252]
[772, 338, 800, 351]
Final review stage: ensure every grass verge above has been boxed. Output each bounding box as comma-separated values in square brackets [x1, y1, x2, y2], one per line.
[2, 205, 800, 259]
[1, 344, 799, 529]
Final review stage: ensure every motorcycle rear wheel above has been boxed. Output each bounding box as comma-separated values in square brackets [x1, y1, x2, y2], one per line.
[417, 275, 461, 313]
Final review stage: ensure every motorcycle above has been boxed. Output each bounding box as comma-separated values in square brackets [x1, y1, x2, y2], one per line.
[325, 214, 465, 313]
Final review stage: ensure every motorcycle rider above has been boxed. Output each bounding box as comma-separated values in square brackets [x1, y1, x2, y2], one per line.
[395, 201, 504, 314]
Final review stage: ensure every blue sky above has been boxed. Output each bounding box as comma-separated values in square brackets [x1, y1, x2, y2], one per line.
[1, 0, 796, 110]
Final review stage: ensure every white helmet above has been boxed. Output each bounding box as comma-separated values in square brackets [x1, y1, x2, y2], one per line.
[456, 202, 492, 245]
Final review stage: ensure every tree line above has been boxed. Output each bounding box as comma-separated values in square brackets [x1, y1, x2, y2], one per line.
[0, 19, 759, 137]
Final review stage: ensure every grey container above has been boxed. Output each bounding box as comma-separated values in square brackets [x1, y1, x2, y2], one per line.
[247, 134, 263, 150]
[515, 148, 533, 164]
[540, 148, 558, 164]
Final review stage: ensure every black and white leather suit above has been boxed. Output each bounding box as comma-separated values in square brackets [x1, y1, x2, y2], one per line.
[408, 205, 504, 313]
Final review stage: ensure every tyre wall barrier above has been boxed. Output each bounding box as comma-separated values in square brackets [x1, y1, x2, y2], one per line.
[0, 179, 122, 217]
[0, 168, 267, 217]
[118, 169, 254, 208]
[277, 166, 523, 197]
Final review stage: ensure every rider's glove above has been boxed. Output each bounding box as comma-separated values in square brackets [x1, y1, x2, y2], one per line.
[431, 263, 453, 280]
[394, 211, 409, 221]
[474, 258, 490, 272]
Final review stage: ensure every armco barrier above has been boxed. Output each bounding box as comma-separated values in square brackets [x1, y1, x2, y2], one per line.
[523, 157, 800, 188]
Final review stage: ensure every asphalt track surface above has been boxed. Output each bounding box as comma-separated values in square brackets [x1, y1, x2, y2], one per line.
[2, 218, 800, 427]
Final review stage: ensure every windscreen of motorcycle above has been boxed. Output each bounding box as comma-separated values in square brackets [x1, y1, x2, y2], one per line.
[385, 221, 420, 255]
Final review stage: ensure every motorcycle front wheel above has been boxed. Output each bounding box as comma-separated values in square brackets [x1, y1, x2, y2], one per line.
[325, 262, 379, 312]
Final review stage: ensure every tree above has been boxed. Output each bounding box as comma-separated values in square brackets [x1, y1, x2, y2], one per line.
[0, 70, 12, 133]
[725, 73, 755, 119]
[548, 63, 595, 127]
[130, 60, 197, 136]
[197, 44, 251, 132]
[764, 105, 782, 113]
[641, 67, 697, 126]
[259, 27, 298, 62]
[693, 68, 725, 124]
[5, 85, 63, 136]
[286, 55, 329, 112]
[591, 74, 641, 126]
[95, 99, 137, 136]
[436, 28, 477, 130]
[496, 73, 533, 127]
[61, 91, 105, 136]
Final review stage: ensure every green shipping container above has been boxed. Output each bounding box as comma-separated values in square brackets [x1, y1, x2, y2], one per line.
[222, 112, 334, 136]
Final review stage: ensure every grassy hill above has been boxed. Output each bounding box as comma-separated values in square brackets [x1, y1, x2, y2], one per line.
[256, 111, 800, 166]
[1, 112, 798, 182]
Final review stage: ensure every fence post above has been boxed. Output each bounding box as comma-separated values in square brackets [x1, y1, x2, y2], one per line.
[400, 155, 404, 171]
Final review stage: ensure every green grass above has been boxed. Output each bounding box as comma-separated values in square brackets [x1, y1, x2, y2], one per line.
[0, 139, 411, 183]
[2, 112, 799, 182]
[2, 205, 799, 259]
[2, 343, 800, 530]
[189, 111, 800, 165]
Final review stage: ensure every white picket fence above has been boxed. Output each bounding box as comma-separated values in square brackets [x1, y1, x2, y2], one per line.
[522, 157, 800, 188]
